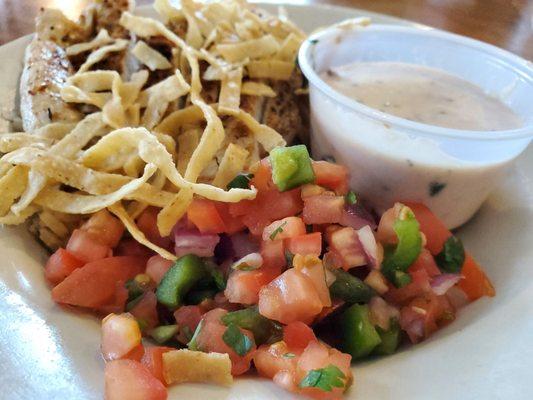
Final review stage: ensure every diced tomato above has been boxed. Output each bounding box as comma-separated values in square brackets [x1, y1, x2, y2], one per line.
[96, 282, 130, 315]
[296, 258, 331, 307]
[386, 268, 432, 305]
[129, 291, 159, 331]
[404, 202, 451, 254]
[101, 313, 142, 361]
[406, 202, 495, 300]
[258, 268, 323, 324]
[251, 159, 275, 192]
[44, 248, 85, 286]
[263, 216, 306, 241]
[255, 340, 352, 400]
[174, 305, 203, 344]
[146, 255, 174, 285]
[136, 207, 172, 249]
[215, 202, 246, 234]
[457, 254, 496, 301]
[408, 249, 441, 278]
[105, 359, 167, 400]
[81, 209, 124, 248]
[124, 344, 145, 362]
[115, 239, 154, 258]
[283, 322, 317, 352]
[230, 188, 303, 236]
[326, 227, 366, 270]
[187, 199, 226, 233]
[260, 239, 286, 269]
[302, 195, 344, 225]
[273, 370, 298, 394]
[285, 232, 322, 257]
[296, 341, 352, 400]
[225, 267, 281, 305]
[376, 203, 402, 245]
[254, 341, 297, 379]
[141, 346, 174, 385]
[51, 256, 147, 308]
[312, 161, 349, 195]
[400, 294, 454, 343]
[212, 292, 242, 312]
[195, 308, 256, 375]
[66, 229, 112, 263]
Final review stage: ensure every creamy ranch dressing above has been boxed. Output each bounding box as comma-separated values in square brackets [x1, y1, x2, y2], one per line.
[321, 62, 523, 131]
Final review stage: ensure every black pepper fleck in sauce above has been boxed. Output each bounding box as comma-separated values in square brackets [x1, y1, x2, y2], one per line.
[429, 181, 447, 197]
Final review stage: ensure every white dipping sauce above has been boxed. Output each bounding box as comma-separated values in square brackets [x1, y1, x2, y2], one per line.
[321, 62, 522, 131]
[310, 62, 524, 228]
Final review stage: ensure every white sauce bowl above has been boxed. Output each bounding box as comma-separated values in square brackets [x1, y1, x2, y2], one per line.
[298, 22, 533, 229]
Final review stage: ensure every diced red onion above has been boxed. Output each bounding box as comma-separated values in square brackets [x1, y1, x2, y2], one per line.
[115, 238, 154, 258]
[357, 225, 381, 268]
[431, 274, 462, 296]
[369, 297, 400, 331]
[171, 217, 191, 238]
[232, 252, 263, 270]
[174, 228, 220, 258]
[446, 286, 470, 309]
[230, 232, 260, 260]
[341, 203, 377, 230]
[406, 319, 425, 343]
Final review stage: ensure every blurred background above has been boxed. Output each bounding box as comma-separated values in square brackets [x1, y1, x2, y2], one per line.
[0, 0, 531, 59]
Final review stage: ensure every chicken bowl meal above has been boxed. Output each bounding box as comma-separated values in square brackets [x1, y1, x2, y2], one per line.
[0, 1, 506, 399]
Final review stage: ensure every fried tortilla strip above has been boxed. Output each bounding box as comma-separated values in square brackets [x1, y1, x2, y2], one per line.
[81, 127, 256, 202]
[0, 166, 28, 216]
[0, 206, 39, 225]
[157, 187, 193, 236]
[212, 143, 249, 189]
[35, 164, 157, 214]
[132, 40, 172, 71]
[163, 350, 233, 387]
[109, 202, 177, 261]
[0, 133, 53, 153]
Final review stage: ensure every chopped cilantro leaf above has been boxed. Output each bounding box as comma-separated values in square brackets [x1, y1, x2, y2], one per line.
[435, 235, 465, 273]
[227, 173, 254, 190]
[345, 191, 357, 205]
[222, 323, 253, 356]
[269, 221, 287, 240]
[299, 364, 346, 392]
[283, 352, 296, 358]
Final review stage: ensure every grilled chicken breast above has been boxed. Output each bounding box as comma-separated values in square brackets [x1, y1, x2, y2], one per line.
[19, 39, 82, 132]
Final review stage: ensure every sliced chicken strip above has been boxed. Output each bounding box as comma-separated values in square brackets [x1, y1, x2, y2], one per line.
[93, 0, 135, 39]
[19, 39, 82, 132]
[262, 71, 307, 145]
[36, 8, 93, 47]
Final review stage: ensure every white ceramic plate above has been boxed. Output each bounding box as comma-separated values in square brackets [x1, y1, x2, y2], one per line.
[0, 3, 531, 400]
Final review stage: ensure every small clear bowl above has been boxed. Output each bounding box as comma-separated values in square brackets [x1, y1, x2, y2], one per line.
[298, 21, 533, 228]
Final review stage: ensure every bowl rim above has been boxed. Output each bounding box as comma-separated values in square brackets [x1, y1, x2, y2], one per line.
[298, 22, 533, 141]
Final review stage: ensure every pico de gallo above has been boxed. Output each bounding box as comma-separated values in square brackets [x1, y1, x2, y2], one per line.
[45, 145, 494, 400]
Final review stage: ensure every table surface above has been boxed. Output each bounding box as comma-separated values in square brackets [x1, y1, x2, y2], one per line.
[0, 0, 531, 60]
